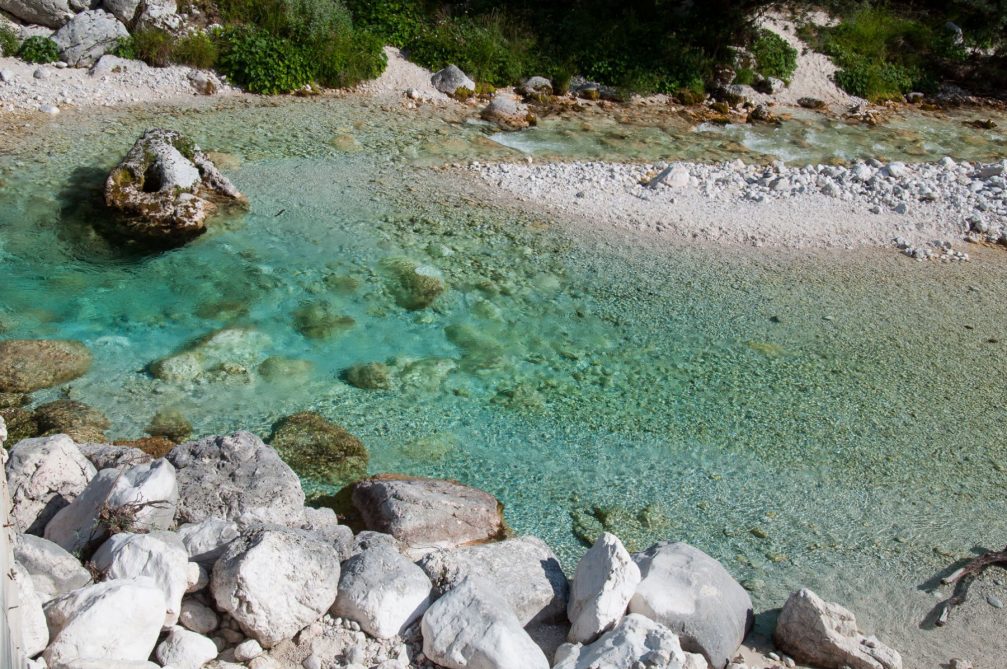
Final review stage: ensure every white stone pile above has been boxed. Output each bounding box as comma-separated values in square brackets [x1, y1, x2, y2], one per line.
[474, 157, 1007, 254]
[3, 427, 903, 669]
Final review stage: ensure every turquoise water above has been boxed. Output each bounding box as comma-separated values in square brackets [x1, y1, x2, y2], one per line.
[3, 97, 1007, 662]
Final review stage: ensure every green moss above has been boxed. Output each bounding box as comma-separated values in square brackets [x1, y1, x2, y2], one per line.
[268, 411, 369, 485]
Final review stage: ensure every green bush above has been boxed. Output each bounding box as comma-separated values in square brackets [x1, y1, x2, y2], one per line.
[733, 67, 755, 85]
[752, 29, 797, 82]
[124, 28, 175, 67]
[314, 29, 386, 88]
[345, 0, 424, 46]
[172, 31, 219, 69]
[17, 36, 59, 64]
[407, 13, 538, 87]
[833, 57, 918, 100]
[216, 26, 313, 94]
[0, 25, 19, 57]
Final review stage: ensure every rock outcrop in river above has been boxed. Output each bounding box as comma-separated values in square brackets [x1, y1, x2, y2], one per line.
[104, 129, 247, 246]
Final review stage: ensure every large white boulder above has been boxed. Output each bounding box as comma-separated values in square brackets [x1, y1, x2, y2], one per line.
[332, 546, 433, 639]
[154, 625, 218, 669]
[12, 563, 49, 657]
[5, 434, 96, 534]
[45, 458, 178, 555]
[211, 527, 340, 648]
[91, 531, 189, 626]
[418, 536, 568, 626]
[43, 577, 166, 666]
[13, 533, 92, 601]
[567, 532, 640, 644]
[168, 432, 305, 527]
[0, 0, 73, 28]
[629, 542, 752, 669]
[774, 589, 902, 669]
[177, 517, 240, 566]
[52, 9, 129, 67]
[431, 65, 475, 95]
[421, 576, 550, 669]
[554, 614, 708, 669]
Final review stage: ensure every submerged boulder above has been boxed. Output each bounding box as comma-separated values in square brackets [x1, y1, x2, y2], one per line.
[33, 399, 110, 443]
[480, 93, 534, 130]
[267, 411, 369, 485]
[0, 339, 91, 393]
[104, 128, 247, 246]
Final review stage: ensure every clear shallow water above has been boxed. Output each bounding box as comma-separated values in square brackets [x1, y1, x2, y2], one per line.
[3, 97, 1007, 662]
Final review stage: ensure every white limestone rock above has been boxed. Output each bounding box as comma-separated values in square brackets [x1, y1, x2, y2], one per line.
[233, 639, 264, 661]
[155, 625, 218, 669]
[12, 563, 49, 657]
[774, 589, 902, 669]
[13, 533, 92, 601]
[0, 0, 73, 28]
[567, 532, 640, 644]
[418, 536, 568, 626]
[421, 576, 549, 669]
[629, 542, 752, 669]
[91, 531, 189, 626]
[301, 506, 353, 560]
[179, 597, 219, 634]
[43, 577, 166, 666]
[554, 614, 708, 669]
[168, 432, 305, 527]
[5, 434, 96, 534]
[430, 65, 474, 95]
[177, 517, 240, 566]
[44, 458, 178, 555]
[211, 526, 340, 648]
[52, 9, 129, 67]
[332, 546, 433, 639]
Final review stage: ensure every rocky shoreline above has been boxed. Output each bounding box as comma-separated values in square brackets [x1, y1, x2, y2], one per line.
[472, 157, 1007, 254]
[2, 418, 908, 669]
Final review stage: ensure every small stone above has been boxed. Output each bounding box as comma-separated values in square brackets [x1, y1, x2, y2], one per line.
[34, 68, 47, 80]
[303, 655, 322, 669]
[234, 639, 264, 661]
[986, 595, 1004, 609]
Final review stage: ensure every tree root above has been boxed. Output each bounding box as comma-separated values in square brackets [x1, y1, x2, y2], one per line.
[936, 545, 1007, 626]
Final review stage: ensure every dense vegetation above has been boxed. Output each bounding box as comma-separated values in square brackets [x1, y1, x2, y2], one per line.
[17, 35, 60, 64]
[3, 0, 1005, 98]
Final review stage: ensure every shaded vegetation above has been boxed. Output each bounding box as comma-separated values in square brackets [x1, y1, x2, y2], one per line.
[17, 36, 59, 64]
[0, 25, 19, 57]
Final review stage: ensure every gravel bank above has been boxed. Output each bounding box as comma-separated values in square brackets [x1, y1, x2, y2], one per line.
[472, 157, 1007, 253]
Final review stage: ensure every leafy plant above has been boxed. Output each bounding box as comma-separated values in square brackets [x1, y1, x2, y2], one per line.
[345, 0, 425, 46]
[216, 26, 313, 94]
[17, 36, 59, 64]
[733, 67, 756, 85]
[314, 29, 387, 87]
[752, 29, 797, 82]
[0, 25, 19, 57]
[111, 35, 137, 60]
[172, 31, 219, 69]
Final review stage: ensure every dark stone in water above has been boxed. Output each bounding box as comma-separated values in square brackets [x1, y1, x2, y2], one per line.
[268, 412, 369, 485]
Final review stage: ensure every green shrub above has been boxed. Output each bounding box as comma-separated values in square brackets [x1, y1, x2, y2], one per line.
[172, 31, 219, 69]
[407, 13, 538, 87]
[834, 57, 918, 101]
[314, 29, 386, 88]
[733, 67, 755, 86]
[216, 26, 313, 94]
[111, 35, 136, 60]
[345, 0, 424, 46]
[128, 28, 174, 67]
[17, 36, 59, 64]
[0, 25, 19, 57]
[752, 29, 797, 82]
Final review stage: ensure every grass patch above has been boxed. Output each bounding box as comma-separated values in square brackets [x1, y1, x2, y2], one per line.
[172, 31, 219, 69]
[0, 25, 19, 57]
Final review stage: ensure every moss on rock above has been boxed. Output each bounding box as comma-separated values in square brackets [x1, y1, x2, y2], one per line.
[0, 339, 92, 393]
[268, 411, 369, 485]
[33, 399, 110, 443]
[145, 408, 193, 443]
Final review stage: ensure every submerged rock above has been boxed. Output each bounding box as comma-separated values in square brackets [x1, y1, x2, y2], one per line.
[150, 328, 271, 383]
[344, 362, 392, 391]
[292, 301, 355, 340]
[0, 339, 91, 393]
[481, 93, 534, 130]
[33, 399, 110, 443]
[104, 128, 247, 246]
[774, 589, 902, 669]
[382, 257, 446, 310]
[145, 408, 192, 443]
[267, 412, 369, 485]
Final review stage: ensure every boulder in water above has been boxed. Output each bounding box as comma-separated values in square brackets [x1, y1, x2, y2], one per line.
[267, 411, 369, 485]
[104, 128, 247, 246]
[481, 93, 534, 130]
[0, 339, 91, 393]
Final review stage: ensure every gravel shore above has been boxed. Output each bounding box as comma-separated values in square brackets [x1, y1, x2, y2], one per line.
[472, 157, 1007, 254]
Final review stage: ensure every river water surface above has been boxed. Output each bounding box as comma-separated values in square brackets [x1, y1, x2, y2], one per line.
[2, 97, 1006, 664]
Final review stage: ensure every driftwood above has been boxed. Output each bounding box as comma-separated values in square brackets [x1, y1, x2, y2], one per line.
[935, 545, 1007, 625]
